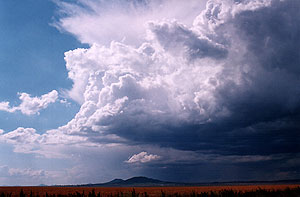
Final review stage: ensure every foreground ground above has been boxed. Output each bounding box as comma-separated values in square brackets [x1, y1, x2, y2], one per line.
[0, 185, 299, 196]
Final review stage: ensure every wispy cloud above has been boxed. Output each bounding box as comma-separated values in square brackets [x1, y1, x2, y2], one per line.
[8, 168, 45, 177]
[0, 90, 58, 115]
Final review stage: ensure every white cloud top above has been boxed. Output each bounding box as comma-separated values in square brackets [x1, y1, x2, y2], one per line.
[0, 90, 58, 115]
[126, 152, 161, 163]
[55, 0, 207, 46]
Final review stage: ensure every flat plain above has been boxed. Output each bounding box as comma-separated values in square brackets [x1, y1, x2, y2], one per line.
[0, 184, 299, 196]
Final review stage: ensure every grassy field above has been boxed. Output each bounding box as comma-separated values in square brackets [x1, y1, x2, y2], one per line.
[0, 185, 299, 196]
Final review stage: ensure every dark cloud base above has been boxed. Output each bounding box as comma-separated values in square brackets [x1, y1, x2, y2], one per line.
[139, 158, 300, 183]
[103, 0, 300, 159]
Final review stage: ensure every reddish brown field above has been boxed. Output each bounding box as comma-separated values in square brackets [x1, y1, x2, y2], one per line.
[0, 184, 299, 197]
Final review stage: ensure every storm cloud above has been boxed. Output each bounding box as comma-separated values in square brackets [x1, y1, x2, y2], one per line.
[54, 0, 300, 157]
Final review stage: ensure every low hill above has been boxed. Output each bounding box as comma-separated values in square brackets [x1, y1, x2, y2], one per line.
[77, 176, 180, 187]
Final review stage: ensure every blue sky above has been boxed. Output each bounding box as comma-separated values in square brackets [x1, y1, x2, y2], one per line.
[0, 0, 83, 185]
[0, 0, 82, 132]
[0, 0, 299, 185]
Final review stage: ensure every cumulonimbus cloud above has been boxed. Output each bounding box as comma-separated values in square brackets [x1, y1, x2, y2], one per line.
[2, 0, 300, 159]
[0, 90, 58, 115]
[52, 0, 300, 157]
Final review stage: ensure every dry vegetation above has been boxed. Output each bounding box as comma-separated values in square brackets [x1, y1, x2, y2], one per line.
[0, 185, 299, 197]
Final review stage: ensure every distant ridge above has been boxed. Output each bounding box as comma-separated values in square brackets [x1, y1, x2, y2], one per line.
[62, 176, 300, 187]
[76, 176, 179, 187]
[106, 179, 124, 184]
